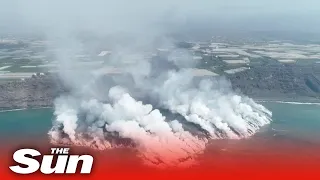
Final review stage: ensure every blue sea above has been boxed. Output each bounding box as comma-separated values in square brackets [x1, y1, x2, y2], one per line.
[0, 102, 319, 145]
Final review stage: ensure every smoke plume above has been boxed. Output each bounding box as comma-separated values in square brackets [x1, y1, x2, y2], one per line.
[2, 0, 272, 167]
[48, 50, 272, 167]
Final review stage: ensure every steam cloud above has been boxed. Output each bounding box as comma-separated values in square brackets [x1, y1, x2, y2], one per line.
[5, 0, 272, 168]
[48, 47, 272, 167]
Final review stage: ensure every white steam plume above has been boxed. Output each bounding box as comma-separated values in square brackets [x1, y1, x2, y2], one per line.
[49, 86, 208, 167]
[3, 0, 272, 168]
[49, 65, 272, 167]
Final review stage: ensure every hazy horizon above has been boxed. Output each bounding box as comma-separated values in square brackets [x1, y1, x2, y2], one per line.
[0, 0, 320, 38]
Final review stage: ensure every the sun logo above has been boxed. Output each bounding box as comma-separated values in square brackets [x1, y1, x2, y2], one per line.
[9, 148, 93, 174]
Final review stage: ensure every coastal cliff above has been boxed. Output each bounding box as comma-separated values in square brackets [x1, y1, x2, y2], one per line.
[0, 75, 66, 110]
[1, 64, 320, 110]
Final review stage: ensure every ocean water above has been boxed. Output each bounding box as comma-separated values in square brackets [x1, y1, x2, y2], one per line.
[0, 102, 319, 147]
[263, 102, 320, 144]
[0, 108, 53, 140]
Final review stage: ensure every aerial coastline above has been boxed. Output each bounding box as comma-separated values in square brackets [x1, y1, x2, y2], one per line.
[0, 36, 320, 110]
